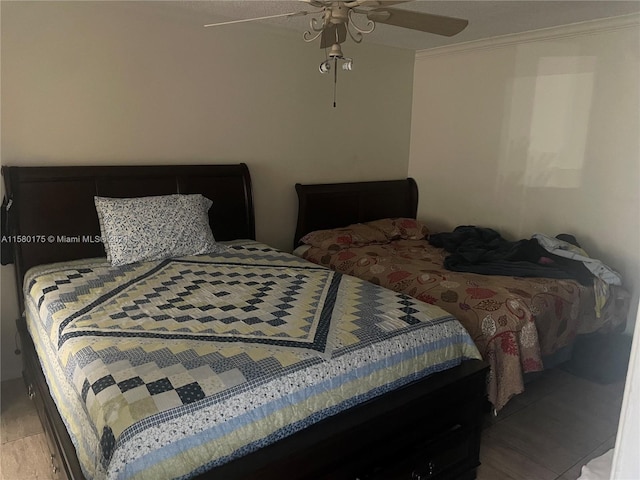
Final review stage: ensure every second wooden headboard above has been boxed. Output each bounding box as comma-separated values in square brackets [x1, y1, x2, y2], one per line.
[293, 178, 418, 249]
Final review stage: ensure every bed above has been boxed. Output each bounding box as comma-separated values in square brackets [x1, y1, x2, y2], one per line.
[2, 164, 488, 480]
[292, 178, 629, 412]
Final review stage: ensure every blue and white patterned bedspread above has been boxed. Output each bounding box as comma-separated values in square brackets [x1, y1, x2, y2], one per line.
[24, 240, 481, 480]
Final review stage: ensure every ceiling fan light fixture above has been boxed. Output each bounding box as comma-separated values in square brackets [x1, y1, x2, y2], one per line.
[319, 60, 332, 73]
[342, 58, 353, 70]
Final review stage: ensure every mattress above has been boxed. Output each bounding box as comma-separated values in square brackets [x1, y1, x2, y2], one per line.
[24, 240, 481, 480]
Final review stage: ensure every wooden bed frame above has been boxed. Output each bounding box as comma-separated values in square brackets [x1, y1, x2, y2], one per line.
[292, 176, 612, 362]
[3, 165, 487, 480]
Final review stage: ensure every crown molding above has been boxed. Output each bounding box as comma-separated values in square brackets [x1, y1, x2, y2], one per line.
[415, 13, 640, 59]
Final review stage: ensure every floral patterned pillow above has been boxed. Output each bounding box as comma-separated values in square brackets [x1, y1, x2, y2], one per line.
[366, 218, 430, 241]
[300, 223, 388, 250]
[95, 194, 220, 266]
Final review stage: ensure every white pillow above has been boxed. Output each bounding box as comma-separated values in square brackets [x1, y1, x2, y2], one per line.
[95, 194, 219, 266]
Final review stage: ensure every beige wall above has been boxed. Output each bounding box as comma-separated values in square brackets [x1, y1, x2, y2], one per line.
[0, 1, 415, 379]
[409, 15, 640, 333]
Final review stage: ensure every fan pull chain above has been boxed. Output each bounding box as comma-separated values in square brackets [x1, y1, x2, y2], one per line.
[333, 57, 338, 108]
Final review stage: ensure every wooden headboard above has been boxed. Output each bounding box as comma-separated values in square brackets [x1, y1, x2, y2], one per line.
[2, 163, 255, 307]
[293, 178, 418, 248]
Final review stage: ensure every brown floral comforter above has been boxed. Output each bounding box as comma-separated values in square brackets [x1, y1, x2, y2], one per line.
[297, 238, 628, 411]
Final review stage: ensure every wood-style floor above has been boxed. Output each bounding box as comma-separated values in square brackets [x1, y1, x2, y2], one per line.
[0, 367, 625, 480]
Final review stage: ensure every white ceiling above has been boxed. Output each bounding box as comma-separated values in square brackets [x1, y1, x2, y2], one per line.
[176, 0, 640, 51]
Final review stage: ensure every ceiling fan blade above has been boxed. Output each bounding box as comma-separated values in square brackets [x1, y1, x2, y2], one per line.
[204, 11, 309, 27]
[367, 7, 468, 36]
[347, 0, 412, 8]
[320, 23, 348, 49]
[299, 0, 330, 7]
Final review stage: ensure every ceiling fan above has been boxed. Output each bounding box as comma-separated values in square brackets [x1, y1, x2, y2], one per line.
[205, 1, 468, 56]
[204, 1, 468, 105]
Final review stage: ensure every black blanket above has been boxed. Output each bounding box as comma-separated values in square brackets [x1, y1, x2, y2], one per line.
[428, 226, 593, 285]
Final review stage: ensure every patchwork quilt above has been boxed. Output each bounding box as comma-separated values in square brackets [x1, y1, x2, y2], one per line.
[24, 240, 481, 480]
